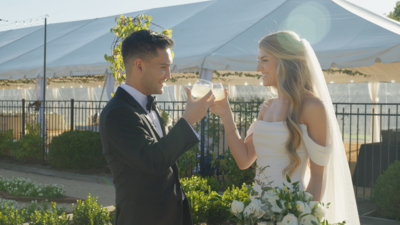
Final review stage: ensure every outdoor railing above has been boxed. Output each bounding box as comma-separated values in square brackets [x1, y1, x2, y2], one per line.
[0, 100, 399, 198]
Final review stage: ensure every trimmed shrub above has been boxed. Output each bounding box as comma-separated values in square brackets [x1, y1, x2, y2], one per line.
[72, 194, 110, 225]
[180, 176, 250, 225]
[0, 129, 14, 155]
[371, 160, 400, 220]
[13, 123, 42, 162]
[49, 130, 106, 170]
[0, 202, 25, 225]
[29, 202, 69, 225]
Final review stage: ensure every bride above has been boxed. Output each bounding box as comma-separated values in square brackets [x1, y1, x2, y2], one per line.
[210, 31, 359, 224]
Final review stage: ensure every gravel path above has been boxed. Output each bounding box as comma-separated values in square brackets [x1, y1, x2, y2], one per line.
[0, 168, 115, 213]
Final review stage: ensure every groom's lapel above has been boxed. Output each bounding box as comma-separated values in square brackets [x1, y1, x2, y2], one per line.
[116, 87, 161, 140]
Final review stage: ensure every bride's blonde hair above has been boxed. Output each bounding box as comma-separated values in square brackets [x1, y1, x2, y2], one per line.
[259, 31, 314, 177]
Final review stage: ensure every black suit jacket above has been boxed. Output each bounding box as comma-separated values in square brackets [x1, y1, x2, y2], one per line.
[100, 87, 199, 225]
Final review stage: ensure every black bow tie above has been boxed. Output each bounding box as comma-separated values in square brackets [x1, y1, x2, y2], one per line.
[146, 95, 157, 112]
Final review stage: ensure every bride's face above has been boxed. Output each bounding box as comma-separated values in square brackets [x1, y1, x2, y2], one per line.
[256, 48, 278, 87]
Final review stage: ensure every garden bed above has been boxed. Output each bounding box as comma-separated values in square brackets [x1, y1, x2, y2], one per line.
[0, 191, 83, 203]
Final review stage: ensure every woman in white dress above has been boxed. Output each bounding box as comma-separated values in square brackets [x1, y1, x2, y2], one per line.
[210, 31, 360, 224]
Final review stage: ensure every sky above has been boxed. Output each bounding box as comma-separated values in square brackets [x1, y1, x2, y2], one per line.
[0, 0, 398, 32]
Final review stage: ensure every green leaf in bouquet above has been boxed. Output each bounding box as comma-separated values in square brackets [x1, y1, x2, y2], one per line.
[292, 181, 300, 187]
[286, 174, 291, 183]
[261, 186, 273, 192]
[299, 213, 311, 218]
[276, 200, 283, 209]
[311, 221, 319, 225]
[268, 180, 274, 185]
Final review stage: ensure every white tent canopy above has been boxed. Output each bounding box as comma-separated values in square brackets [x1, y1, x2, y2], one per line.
[0, 0, 399, 83]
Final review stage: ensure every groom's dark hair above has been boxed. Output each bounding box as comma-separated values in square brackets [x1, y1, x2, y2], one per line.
[121, 29, 174, 64]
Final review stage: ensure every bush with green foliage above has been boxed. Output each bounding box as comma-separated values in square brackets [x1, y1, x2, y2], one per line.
[0, 176, 65, 198]
[49, 130, 106, 170]
[0, 202, 25, 225]
[13, 123, 42, 162]
[371, 160, 400, 220]
[29, 202, 69, 225]
[177, 144, 199, 178]
[0, 129, 15, 155]
[213, 150, 256, 190]
[72, 194, 110, 225]
[0, 199, 66, 223]
[180, 176, 250, 225]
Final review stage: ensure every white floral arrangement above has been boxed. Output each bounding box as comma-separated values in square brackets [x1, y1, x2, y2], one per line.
[229, 166, 346, 225]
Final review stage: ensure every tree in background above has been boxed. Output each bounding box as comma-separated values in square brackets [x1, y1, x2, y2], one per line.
[387, 1, 400, 21]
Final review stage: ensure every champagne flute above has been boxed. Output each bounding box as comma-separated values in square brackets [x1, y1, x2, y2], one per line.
[191, 79, 212, 99]
[212, 83, 226, 101]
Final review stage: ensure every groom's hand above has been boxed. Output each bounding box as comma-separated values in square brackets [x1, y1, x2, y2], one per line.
[182, 87, 215, 126]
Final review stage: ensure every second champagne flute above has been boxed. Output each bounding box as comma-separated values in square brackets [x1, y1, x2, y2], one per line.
[212, 83, 226, 101]
[191, 79, 212, 99]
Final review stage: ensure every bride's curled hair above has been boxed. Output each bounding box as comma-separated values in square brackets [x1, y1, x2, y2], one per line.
[259, 31, 314, 177]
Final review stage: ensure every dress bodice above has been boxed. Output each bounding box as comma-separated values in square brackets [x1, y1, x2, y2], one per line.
[246, 120, 330, 194]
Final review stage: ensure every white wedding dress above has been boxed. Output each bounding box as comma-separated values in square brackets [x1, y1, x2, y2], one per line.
[240, 39, 360, 224]
[246, 120, 330, 193]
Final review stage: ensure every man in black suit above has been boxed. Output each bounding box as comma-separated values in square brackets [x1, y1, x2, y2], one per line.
[100, 30, 214, 225]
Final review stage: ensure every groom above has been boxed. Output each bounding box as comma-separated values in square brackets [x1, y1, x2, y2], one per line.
[100, 29, 214, 225]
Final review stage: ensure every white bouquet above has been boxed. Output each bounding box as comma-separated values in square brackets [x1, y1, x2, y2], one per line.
[228, 166, 346, 225]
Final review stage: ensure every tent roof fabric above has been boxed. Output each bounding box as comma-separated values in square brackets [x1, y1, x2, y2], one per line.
[0, 0, 399, 80]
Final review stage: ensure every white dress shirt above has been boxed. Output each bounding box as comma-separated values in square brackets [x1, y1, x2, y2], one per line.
[120, 83, 199, 139]
[120, 83, 199, 201]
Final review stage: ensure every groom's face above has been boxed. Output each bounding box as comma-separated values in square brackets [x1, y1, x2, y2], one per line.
[140, 48, 173, 95]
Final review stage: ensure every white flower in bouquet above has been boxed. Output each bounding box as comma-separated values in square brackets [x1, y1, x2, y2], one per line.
[270, 200, 285, 213]
[296, 201, 305, 212]
[231, 200, 244, 214]
[304, 192, 313, 201]
[243, 199, 265, 219]
[309, 201, 325, 220]
[262, 189, 279, 202]
[299, 214, 319, 225]
[277, 213, 298, 225]
[299, 203, 311, 217]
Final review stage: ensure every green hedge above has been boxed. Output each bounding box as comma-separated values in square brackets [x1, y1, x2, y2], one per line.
[181, 176, 250, 225]
[371, 161, 400, 220]
[49, 130, 106, 170]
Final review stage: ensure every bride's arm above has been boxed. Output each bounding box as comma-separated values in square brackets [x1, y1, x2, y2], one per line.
[220, 111, 257, 170]
[219, 99, 270, 170]
[302, 99, 327, 202]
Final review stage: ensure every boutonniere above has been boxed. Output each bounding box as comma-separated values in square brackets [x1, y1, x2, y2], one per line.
[160, 109, 172, 127]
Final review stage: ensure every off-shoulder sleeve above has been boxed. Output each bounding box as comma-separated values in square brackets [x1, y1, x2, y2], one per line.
[300, 125, 332, 166]
[245, 121, 258, 139]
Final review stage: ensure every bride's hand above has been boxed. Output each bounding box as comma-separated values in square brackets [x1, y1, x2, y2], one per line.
[210, 88, 231, 117]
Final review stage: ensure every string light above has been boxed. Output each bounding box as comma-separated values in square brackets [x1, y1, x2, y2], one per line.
[244, 82, 248, 85]
[37, 19, 39, 24]
[15, 21, 18, 27]
[24, 21, 26, 26]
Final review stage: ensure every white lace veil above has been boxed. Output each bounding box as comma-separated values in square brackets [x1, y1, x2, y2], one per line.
[301, 39, 360, 224]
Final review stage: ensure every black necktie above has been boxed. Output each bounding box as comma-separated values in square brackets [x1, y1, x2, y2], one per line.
[146, 95, 157, 112]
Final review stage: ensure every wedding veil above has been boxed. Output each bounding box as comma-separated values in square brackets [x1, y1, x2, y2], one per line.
[301, 39, 360, 225]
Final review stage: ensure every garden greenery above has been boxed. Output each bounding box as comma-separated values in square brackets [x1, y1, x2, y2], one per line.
[13, 122, 42, 162]
[371, 160, 400, 220]
[0, 176, 65, 198]
[49, 130, 106, 170]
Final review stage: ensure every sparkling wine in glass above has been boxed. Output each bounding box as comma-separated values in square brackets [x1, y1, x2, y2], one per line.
[212, 83, 226, 101]
[191, 79, 212, 99]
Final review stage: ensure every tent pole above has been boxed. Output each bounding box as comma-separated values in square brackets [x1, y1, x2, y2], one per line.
[42, 17, 47, 165]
